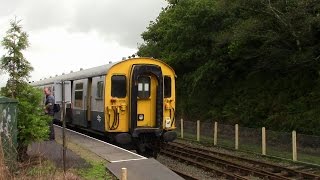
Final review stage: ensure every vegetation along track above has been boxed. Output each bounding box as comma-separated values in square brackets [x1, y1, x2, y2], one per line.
[161, 142, 320, 180]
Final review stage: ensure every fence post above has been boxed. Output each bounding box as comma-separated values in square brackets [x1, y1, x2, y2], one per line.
[197, 120, 200, 142]
[181, 119, 184, 139]
[214, 122, 218, 146]
[235, 124, 239, 150]
[121, 168, 127, 180]
[292, 130, 297, 161]
[262, 127, 266, 155]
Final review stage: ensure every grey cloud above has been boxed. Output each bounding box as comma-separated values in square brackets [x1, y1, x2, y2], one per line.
[69, 0, 167, 48]
[20, 0, 73, 31]
[0, 0, 21, 16]
[1, 0, 167, 48]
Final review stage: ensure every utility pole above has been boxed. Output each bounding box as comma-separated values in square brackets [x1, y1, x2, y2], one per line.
[62, 81, 67, 173]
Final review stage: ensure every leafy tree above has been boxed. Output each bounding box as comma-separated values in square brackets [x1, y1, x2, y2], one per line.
[138, 0, 320, 135]
[0, 18, 33, 98]
[0, 18, 50, 160]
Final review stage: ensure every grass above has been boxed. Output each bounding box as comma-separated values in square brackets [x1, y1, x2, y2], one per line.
[55, 136, 114, 180]
[25, 159, 56, 177]
[1, 135, 114, 179]
[77, 161, 112, 180]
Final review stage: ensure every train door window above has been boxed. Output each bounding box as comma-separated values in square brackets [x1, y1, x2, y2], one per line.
[52, 86, 55, 96]
[96, 81, 104, 99]
[111, 75, 126, 98]
[74, 83, 83, 108]
[164, 76, 171, 98]
[138, 76, 151, 99]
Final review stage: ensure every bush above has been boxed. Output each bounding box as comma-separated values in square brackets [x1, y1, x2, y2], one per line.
[1, 83, 51, 160]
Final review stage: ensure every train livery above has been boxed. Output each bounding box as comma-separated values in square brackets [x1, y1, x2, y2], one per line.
[31, 57, 177, 157]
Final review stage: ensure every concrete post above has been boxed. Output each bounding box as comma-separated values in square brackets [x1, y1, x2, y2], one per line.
[262, 127, 266, 155]
[181, 119, 184, 139]
[197, 120, 200, 142]
[235, 124, 239, 150]
[121, 168, 127, 180]
[292, 130, 297, 161]
[214, 122, 218, 146]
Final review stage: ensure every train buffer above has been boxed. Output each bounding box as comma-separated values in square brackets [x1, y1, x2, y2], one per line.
[53, 126, 183, 180]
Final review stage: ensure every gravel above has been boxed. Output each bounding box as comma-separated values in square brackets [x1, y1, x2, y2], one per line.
[173, 139, 320, 175]
[157, 154, 219, 180]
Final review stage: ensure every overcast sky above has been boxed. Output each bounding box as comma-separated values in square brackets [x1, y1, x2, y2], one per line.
[0, 0, 167, 87]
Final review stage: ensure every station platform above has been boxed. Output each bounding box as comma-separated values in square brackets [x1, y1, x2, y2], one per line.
[107, 158, 184, 180]
[54, 125, 146, 162]
[54, 125, 183, 180]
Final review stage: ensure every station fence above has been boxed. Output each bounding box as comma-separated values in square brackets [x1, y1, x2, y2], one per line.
[175, 119, 320, 165]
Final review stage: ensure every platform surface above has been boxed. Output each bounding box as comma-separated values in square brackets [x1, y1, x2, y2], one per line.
[107, 158, 184, 180]
[54, 125, 146, 162]
[28, 141, 90, 169]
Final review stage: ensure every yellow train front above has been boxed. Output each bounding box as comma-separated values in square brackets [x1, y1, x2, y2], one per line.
[32, 57, 177, 157]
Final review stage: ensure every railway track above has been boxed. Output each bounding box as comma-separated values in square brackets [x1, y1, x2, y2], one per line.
[161, 142, 320, 180]
[170, 169, 198, 180]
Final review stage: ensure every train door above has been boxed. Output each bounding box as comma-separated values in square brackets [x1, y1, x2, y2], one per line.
[72, 79, 88, 127]
[91, 76, 105, 132]
[130, 65, 163, 131]
[136, 75, 157, 127]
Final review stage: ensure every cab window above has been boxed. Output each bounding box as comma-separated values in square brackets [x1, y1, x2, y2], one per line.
[111, 75, 126, 98]
[164, 76, 171, 98]
[138, 76, 151, 99]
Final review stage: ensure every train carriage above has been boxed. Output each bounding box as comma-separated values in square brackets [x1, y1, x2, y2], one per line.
[31, 57, 177, 157]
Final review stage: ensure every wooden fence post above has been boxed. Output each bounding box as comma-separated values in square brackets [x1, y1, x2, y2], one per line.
[292, 130, 297, 161]
[181, 119, 184, 139]
[121, 168, 127, 180]
[235, 124, 239, 150]
[262, 127, 266, 155]
[214, 122, 218, 146]
[197, 120, 200, 142]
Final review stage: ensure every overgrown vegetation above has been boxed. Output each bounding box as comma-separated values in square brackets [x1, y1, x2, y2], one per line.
[138, 0, 320, 135]
[77, 161, 109, 180]
[0, 18, 50, 160]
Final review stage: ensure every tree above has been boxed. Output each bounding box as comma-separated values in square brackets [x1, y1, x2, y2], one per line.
[0, 18, 33, 98]
[138, 0, 320, 135]
[0, 18, 50, 161]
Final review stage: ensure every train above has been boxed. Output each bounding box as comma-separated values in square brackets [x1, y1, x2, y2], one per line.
[31, 57, 177, 157]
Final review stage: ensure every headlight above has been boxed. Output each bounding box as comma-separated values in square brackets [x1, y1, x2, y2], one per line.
[138, 114, 144, 121]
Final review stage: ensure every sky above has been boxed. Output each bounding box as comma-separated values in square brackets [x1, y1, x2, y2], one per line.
[0, 0, 167, 87]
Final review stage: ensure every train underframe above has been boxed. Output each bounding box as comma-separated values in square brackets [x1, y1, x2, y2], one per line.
[54, 119, 177, 158]
[113, 130, 177, 158]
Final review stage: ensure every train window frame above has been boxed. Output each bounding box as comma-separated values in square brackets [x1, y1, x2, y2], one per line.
[96, 81, 104, 100]
[137, 76, 151, 99]
[74, 82, 84, 108]
[111, 75, 127, 98]
[164, 76, 172, 98]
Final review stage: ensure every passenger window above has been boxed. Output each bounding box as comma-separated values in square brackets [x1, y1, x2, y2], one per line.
[164, 76, 171, 98]
[111, 75, 126, 98]
[96, 81, 104, 99]
[75, 83, 83, 90]
[74, 83, 83, 108]
[138, 76, 151, 99]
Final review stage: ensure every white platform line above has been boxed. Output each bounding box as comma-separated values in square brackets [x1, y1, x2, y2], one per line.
[110, 158, 146, 163]
[54, 125, 147, 159]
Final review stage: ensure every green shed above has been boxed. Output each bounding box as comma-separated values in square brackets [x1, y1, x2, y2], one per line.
[0, 96, 18, 169]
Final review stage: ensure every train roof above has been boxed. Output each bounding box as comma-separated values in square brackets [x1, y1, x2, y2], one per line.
[30, 57, 175, 86]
